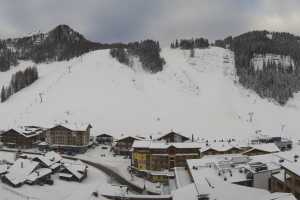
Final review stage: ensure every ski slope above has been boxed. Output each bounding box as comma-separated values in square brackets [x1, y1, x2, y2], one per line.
[0, 47, 299, 140]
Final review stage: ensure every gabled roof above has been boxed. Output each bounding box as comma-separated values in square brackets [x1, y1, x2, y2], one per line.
[26, 168, 52, 182]
[155, 131, 190, 140]
[3, 126, 44, 138]
[5, 159, 39, 185]
[96, 133, 113, 138]
[116, 135, 143, 142]
[49, 123, 92, 132]
[242, 143, 280, 155]
[201, 142, 241, 153]
[62, 160, 87, 180]
[25, 151, 62, 168]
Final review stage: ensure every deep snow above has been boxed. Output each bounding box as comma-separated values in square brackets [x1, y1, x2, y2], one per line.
[0, 47, 299, 140]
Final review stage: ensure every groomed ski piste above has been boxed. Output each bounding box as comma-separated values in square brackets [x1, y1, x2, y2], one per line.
[0, 47, 299, 140]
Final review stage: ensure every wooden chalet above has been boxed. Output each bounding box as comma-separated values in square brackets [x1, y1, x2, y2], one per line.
[1, 126, 44, 149]
[96, 133, 113, 145]
[113, 135, 142, 155]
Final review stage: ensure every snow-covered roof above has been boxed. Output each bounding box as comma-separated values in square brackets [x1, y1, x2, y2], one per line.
[201, 142, 241, 152]
[187, 153, 282, 185]
[153, 131, 190, 140]
[45, 151, 62, 163]
[243, 143, 280, 154]
[174, 167, 192, 188]
[172, 179, 296, 200]
[26, 168, 52, 182]
[49, 122, 91, 132]
[116, 135, 143, 142]
[5, 158, 39, 185]
[61, 159, 87, 180]
[5, 126, 44, 138]
[26, 151, 62, 168]
[0, 164, 9, 174]
[132, 140, 201, 149]
[96, 133, 113, 138]
[281, 162, 300, 176]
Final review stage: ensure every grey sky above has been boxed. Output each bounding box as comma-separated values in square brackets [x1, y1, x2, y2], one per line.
[0, 0, 300, 45]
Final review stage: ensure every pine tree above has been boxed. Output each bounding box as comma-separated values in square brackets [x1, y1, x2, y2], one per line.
[1, 86, 6, 102]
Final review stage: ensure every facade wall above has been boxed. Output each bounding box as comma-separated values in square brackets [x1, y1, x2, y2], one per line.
[1, 130, 38, 148]
[46, 126, 90, 147]
[114, 137, 136, 155]
[133, 147, 200, 171]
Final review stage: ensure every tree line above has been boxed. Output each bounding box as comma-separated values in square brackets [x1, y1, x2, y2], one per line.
[0, 41, 18, 72]
[110, 40, 165, 73]
[170, 38, 209, 49]
[1, 66, 38, 102]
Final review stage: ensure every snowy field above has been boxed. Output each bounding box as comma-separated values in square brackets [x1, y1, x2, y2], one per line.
[0, 47, 300, 140]
[0, 151, 113, 200]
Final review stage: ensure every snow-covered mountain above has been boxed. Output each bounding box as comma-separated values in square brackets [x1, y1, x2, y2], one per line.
[0, 47, 299, 140]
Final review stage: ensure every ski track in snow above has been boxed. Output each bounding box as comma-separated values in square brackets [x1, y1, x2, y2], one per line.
[0, 47, 299, 140]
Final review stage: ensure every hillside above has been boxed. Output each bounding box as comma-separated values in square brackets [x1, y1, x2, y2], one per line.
[0, 47, 299, 140]
[218, 31, 300, 105]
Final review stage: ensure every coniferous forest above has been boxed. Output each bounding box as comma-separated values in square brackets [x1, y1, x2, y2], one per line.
[110, 40, 165, 73]
[1, 66, 38, 102]
[216, 31, 300, 105]
[170, 38, 209, 49]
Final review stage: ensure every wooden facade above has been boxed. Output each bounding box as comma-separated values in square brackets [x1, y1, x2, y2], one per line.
[45, 124, 91, 153]
[1, 129, 40, 149]
[157, 132, 190, 143]
[113, 136, 141, 155]
[271, 165, 300, 199]
[96, 133, 113, 145]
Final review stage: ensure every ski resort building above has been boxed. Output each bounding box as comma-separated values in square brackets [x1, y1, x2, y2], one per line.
[96, 133, 113, 145]
[113, 135, 143, 155]
[251, 135, 293, 151]
[131, 140, 201, 183]
[45, 124, 92, 153]
[1, 126, 45, 149]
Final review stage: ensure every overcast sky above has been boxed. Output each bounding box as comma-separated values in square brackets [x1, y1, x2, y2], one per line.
[0, 0, 300, 45]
